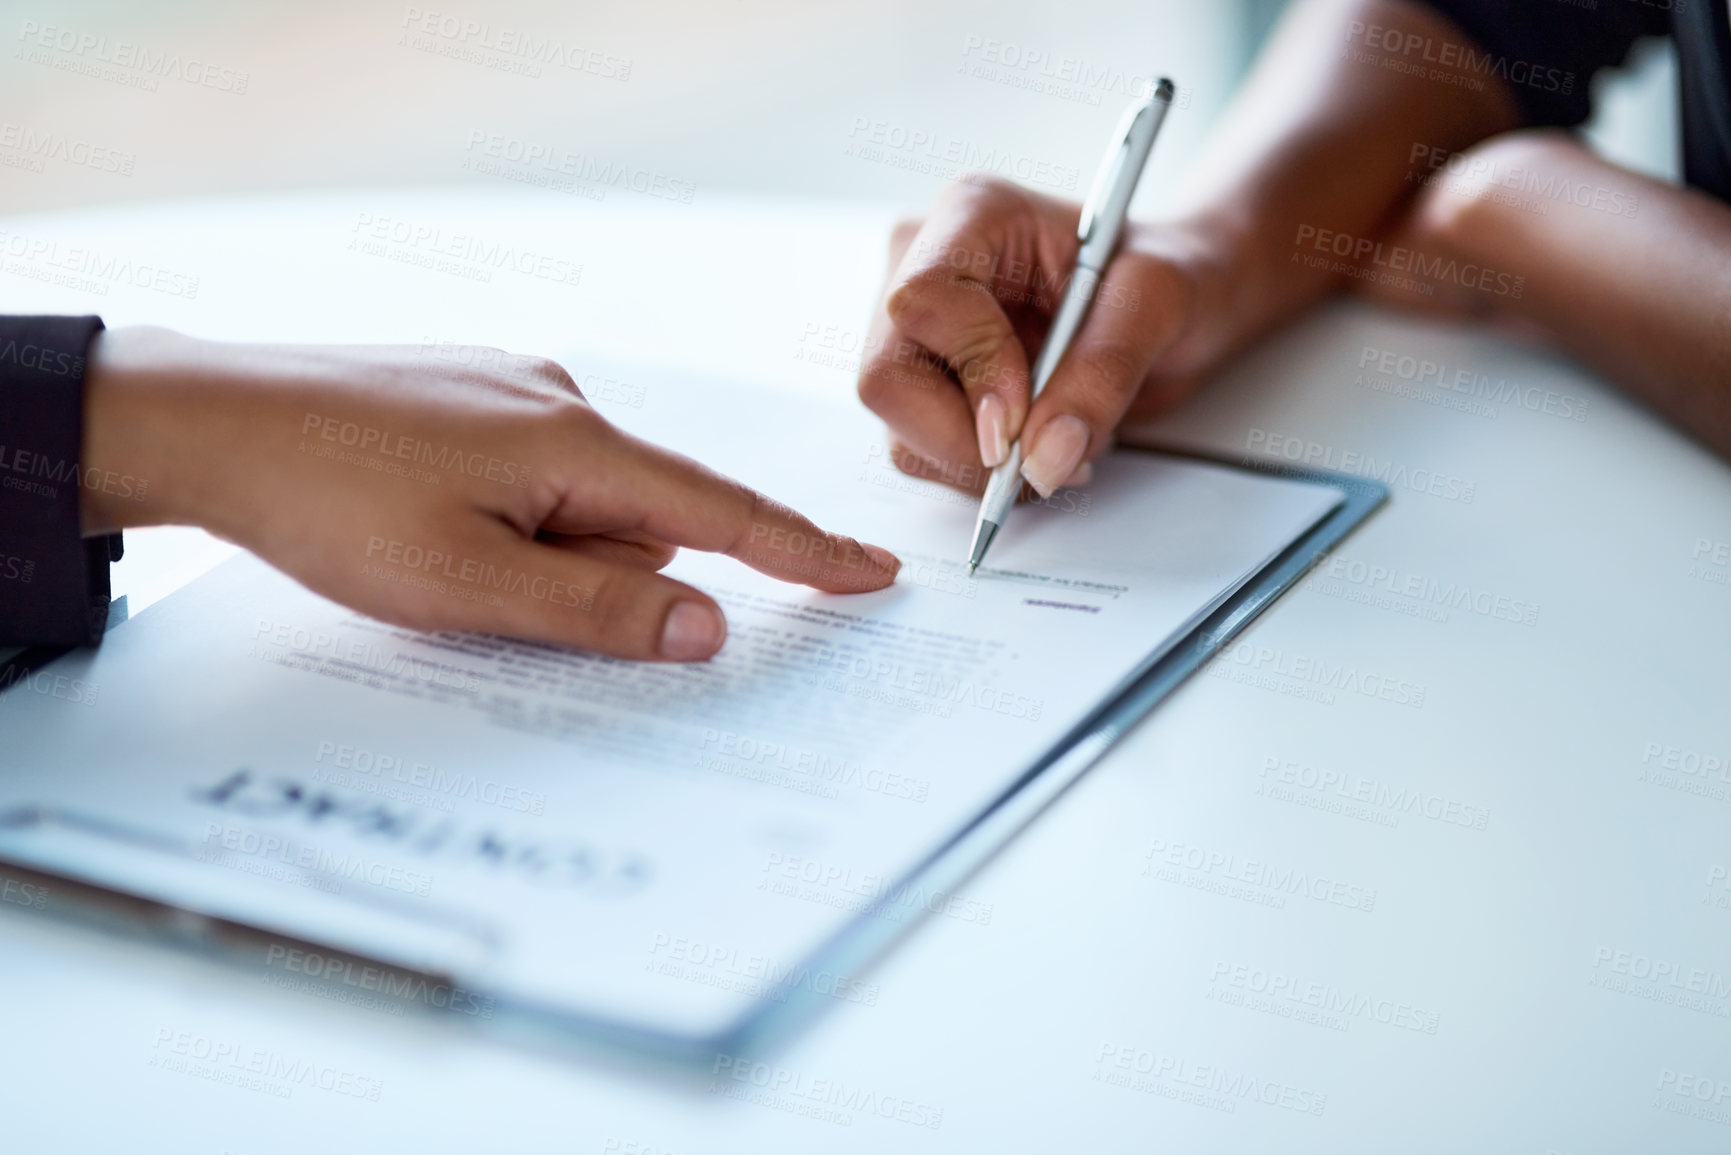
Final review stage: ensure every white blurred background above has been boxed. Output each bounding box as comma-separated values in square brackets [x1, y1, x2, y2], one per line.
[0, 0, 1680, 219]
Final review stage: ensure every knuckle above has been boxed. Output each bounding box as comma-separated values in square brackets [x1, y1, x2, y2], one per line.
[889, 443, 934, 479]
[949, 172, 1019, 205]
[640, 541, 679, 570]
[549, 396, 604, 434]
[737, 486, 784, 557]
[1108, 252, 1179, 304]
[525, 356, 579, 393]
[883, 276, 934, 327]
[855, 366, 894, 412]
[1078, 339, 1147, 394]
[949, 317, 1014, 374]
[856, 367, 914, 415]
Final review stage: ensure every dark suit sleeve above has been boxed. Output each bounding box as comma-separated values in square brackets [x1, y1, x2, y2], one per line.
[1412, 0, 1671, 127]
[0, 315, 123, 648]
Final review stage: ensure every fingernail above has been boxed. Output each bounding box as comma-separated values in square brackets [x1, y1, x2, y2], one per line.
[976, 394, 1009, 468]
[660, 600, 725, 661]
[1020, 414, 1090, 498]
[863, 543, 902, 575]
[1060, 461, 1093, 488]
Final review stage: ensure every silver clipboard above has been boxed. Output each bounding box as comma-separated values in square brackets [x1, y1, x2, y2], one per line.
[0, 448, 1387, 1065]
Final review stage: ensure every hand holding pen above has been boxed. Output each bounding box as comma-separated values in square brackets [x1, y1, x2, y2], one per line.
[857, 80, 1228, 562]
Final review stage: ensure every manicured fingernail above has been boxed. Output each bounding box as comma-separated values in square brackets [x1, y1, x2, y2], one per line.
[863, 543, 902, 574]
[1060, 461, 1093, 488]
[660, 600, 725, 660]
[1020, 414, 1089, 498]
[976, 393, 1010, 468]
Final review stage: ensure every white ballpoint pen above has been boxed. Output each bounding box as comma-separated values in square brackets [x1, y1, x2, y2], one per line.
[966, 77, 1175, 575]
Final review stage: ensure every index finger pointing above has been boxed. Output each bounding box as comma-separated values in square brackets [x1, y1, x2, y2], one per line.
[594, 426, 902, 594]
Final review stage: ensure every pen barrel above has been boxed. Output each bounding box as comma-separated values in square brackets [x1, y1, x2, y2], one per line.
[1028, 264, 1102, 399]
[979, 441, 1025, 528]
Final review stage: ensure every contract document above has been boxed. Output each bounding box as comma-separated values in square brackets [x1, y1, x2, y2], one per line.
[0, 361, 1379, 1056]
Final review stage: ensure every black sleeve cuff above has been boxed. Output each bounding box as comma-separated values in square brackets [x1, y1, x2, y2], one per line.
[1411, 0, 1670, 127]
[0, 315, 121, 647]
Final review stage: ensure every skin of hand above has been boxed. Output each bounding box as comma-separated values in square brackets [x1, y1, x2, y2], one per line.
[856, 179, 1230, 499]
[857, 0, 1519, 494]
[79, 327, 901, 661]
[865, 0, 1731, 477]
[1351, 129, 1731, 461]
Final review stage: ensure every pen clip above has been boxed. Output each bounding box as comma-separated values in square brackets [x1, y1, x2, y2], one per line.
[1076, 100, 1143, 244]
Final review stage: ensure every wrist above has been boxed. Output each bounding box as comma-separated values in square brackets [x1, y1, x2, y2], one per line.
[81, 327, 218, 534]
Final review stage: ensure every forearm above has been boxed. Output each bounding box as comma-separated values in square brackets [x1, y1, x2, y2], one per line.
[1393, 132, 1731, 459]
[1158, 0, 1519, 375]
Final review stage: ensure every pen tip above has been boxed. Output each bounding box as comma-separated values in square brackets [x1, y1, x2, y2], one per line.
[1155, 78, 1175, 102]
[966, 519, 997, 576]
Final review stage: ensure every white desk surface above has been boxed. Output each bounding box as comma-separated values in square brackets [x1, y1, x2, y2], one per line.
[1, 189, 1729, 1153]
